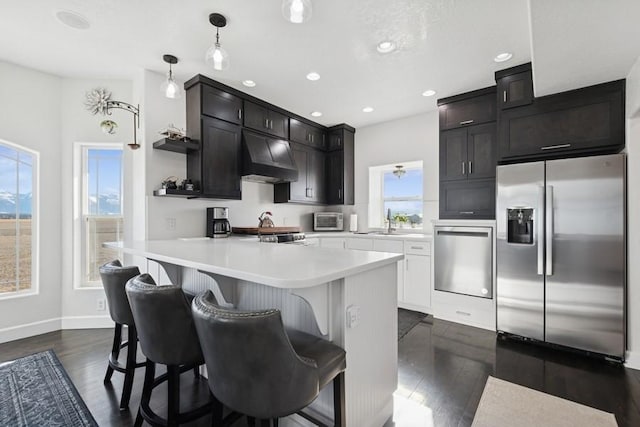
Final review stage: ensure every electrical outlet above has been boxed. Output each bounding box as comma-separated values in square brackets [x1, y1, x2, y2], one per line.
[166, 217, 176, 230]
[96, 298, 106, 312]
[346, 305, 360, 328]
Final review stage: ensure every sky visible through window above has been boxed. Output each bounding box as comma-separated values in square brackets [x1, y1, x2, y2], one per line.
[87, 149, 122, 216]
[383, 168, 423, 225]
[0, 144, 33, 217]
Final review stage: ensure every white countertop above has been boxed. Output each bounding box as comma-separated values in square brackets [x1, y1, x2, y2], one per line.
[306, 231, 433, 241]
[106, 238, 403, 289]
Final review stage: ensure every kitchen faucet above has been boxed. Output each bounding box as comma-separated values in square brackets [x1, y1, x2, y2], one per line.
[387, 208, 395, 234]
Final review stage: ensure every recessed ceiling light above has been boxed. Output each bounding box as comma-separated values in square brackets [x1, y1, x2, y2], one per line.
[306, 72, 320, 81]
[376, 40, 396, 54]
[311, 111, 322, 117]
[494, 52, 513, 63]
[422, 89, 436, 97]
[242, 80, 256, 87]
[362, 107, 374, 113]
[55, 10, 91, 30]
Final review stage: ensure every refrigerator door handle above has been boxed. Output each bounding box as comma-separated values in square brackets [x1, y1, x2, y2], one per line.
[546, 185, 554, 276]
[537, 185, 544, 275]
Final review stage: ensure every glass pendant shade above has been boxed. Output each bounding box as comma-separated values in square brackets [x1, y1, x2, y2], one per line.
[161, 72, 181, 99]
[282, 0, 312, 24]
[206, 43, 230, 71]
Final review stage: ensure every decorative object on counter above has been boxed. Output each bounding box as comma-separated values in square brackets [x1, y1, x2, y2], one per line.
[392, 165, 406, 179]
[160, 54, 181, 99]
[159, 124, 187, 141]
[181, 179, 195, 191]
[282, 0, 312, 24]
[205, 13, 229, 71]
[84, 87, 140, 149]
[258, 211, 275, 228]
[393, 213, 409, 227]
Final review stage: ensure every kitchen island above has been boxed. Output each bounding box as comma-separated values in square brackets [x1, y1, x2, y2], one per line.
[106, 238, 403, 427]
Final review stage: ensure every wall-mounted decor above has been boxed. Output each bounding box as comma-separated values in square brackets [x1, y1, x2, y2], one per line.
[84, 88, 141, 149]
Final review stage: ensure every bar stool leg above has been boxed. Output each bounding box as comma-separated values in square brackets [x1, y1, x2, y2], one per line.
[135, 359, 155, 427]
[211, 393, 223, 427]
[247, 416, 256, 426]
[119, 325, 138, 410]
[167, 365, 181, 427]
[333, 372, 345, 427]
[104, 323, 122, 383]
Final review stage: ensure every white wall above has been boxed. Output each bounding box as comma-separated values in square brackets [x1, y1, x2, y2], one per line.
[343, 111, 439, 232]
[625, 56, 640, 369]
[59, 78, 133, 323]
[0, 61, 63, 336]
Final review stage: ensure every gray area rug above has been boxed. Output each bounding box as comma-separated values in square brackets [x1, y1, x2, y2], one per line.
[472, 376, 618, 427]
[0, 349, 97, 427]
[398, 308, 430, 340]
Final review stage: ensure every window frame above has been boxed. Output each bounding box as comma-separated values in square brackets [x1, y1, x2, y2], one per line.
[73, 142, 123, 290]
[0, 138, 40, 300]
[368, 160, 424, 230]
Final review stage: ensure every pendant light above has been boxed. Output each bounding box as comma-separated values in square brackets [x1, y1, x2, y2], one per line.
[393, 165, 406, 179]
[160, 54, 181, 99]
[282, 0, 312, 24]
[205, 13, 230, 71]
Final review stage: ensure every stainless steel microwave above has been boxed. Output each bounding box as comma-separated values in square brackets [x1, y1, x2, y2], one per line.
[313, 212, 343, 231]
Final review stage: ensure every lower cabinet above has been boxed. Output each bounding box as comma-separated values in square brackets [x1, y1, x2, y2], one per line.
[321, 236, 431, 313]
[439, 179, 495, 219]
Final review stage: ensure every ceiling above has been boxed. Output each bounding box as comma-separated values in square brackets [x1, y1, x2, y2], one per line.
[0, 0, 639, 128]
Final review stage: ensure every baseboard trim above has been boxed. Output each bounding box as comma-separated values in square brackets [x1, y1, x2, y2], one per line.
[61, 315, 112, 330]
[0, 318, 61, 344]
[625, 350, 640, 370]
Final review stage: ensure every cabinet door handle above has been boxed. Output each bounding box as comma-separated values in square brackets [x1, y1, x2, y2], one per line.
[269, 119, 273, 129]
[238, 109, 242, 120]
[410, 246, 423, 250]
[541, 144, 571, 150]
[459, 211, 475, 215]
[456, 310, 471, 316]
[460, 119, 474, 125]
[306, 188, 310, 198]
[462, 161, 466, 175]
[311, 134, 314, 143]
[503, 90, 507, 103]
[338, 189, 342, 200]
[264, 118, 269, 129]
[468, 161, 472, 174]
[406, 258, 409, 270]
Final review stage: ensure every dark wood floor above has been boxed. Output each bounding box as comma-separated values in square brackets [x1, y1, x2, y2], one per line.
[1, 318, 639, 426]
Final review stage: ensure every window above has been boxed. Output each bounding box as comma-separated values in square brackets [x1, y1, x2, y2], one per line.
[74, 144, 123, 288]
[0, 139, 38, 297]
[369, 161, 423, 229]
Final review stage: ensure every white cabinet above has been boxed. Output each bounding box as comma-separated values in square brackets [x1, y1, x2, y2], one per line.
[402, 254, 431, 312]
[346, 238, 374, 251]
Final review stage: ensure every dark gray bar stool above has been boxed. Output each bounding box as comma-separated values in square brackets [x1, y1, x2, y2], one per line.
[192, 290, 347, 427]
[125, 273, 213, 427]
[99, 260, 146, 410]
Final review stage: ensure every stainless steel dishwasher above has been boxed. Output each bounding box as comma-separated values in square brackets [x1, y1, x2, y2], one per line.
[434, 226, 493, 298]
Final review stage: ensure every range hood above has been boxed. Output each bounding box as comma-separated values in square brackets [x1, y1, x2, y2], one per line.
[242, 130, 298, 183]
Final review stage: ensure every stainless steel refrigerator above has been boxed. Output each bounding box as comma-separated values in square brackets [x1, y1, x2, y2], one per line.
[496, 153, 626, 360]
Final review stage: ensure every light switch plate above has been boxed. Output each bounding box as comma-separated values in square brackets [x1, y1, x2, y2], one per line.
[346, 305, 360, 328]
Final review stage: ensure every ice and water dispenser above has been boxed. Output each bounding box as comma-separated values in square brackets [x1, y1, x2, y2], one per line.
[507, 208, 534, 244]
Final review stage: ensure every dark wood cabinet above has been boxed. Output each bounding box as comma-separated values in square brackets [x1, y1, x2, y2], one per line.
[274, 143, 325, 204]
[201, 85, 243, 124]
[290, 118, 325, 149]
[187, 116, 242, 199]
[326, 125, 355, 205]
[438, 87, 497, 130]
[244, 100, 289, 139]
[439, 179, 495, 219]
[440, 124, 496, 182]
[496, 63, 533, 110]
[498, 79, 625, 162]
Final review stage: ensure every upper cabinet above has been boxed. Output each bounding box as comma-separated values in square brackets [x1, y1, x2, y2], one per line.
[200, 85, 243, 124]
[274, 143, 326, 204]
[438, 88, 497, 220]
[438, 87, 497, 130]
[290, 118, 326, 150]
[326, 125, 355, 205]
[497, 79, 625, 162]
[243, 100, 289, 139]
[496, 62, 533, 110]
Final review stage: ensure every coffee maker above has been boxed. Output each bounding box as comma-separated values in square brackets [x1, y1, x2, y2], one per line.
[206, 207, 231, 238]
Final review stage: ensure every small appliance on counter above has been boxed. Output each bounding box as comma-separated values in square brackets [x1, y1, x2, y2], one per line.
[313, 212, 343, 231]
[206, 207, 231, 238]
